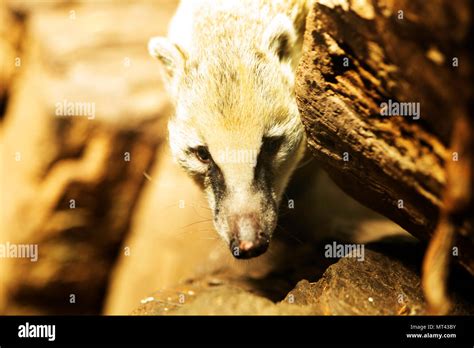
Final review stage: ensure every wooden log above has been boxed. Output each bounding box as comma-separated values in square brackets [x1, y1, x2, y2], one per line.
[295, 0, 473, 276]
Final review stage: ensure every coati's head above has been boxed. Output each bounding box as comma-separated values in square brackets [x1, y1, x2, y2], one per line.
[149, 14, 305, 259]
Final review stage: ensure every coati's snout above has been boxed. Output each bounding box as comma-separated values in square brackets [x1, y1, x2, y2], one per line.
[209, 167, 279, 259]
[229, 222, 270, 259]
[222, 208, 275, 259]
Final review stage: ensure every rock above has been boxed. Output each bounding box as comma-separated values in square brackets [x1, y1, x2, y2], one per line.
[130, 277, 305, 316]
[295, 243, 474, 315]
[134, 285, 313, 316]
[287, 249, 425, 315]
[132, 238, 474, 315]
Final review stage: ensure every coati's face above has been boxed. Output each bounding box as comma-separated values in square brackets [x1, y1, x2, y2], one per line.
[149, 15, 305, 259]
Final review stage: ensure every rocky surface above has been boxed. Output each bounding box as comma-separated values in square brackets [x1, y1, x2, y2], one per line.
[133, 242, 474, 315]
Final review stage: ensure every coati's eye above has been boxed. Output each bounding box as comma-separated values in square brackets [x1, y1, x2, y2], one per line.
[261, 136, 284, 156]
[193, 146, 211, 163]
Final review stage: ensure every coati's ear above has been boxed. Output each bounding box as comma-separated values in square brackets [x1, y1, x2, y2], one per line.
[148, 37, 186, 79]
[262, 14, 296, 61]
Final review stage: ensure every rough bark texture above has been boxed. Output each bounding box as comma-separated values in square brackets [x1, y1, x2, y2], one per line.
[296, 0, 473, 276]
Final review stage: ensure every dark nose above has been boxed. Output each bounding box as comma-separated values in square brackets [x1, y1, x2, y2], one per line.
[229, 233, 270, 259]
[228, 213, 270, 259]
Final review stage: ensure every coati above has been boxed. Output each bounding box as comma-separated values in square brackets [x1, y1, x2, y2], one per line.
[149, 0, 311, 259]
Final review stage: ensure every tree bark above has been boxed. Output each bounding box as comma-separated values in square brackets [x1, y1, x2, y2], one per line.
[296, 0, 473, 275]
